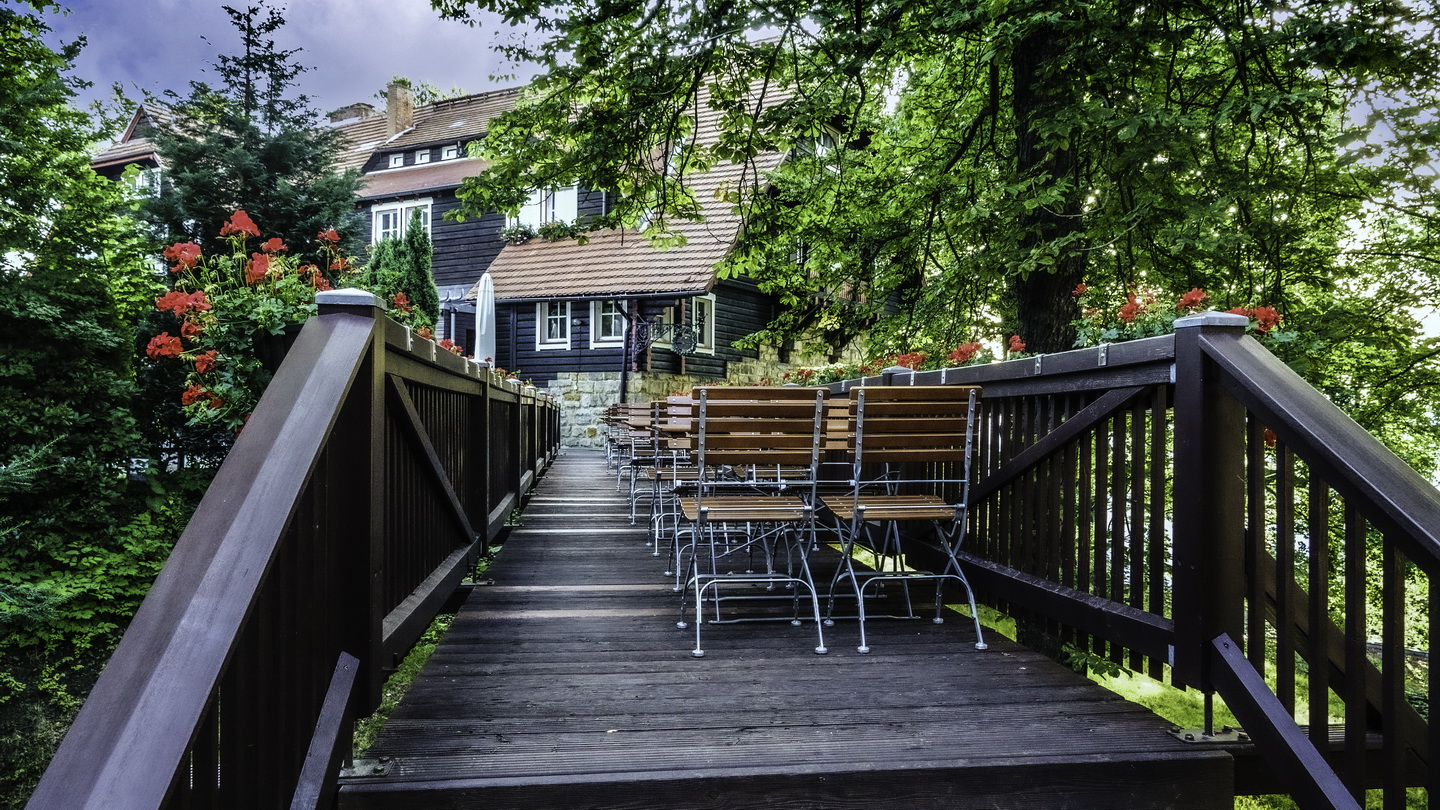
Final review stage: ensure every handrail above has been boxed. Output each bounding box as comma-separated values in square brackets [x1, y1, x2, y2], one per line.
[827, 314, 1437, 809]
[28, 291, 560, 809]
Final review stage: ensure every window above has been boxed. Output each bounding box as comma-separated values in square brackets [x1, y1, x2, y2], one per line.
[370, 199, 432, 243]
[651, 304, 674, 348]
[692, 294, 716, 353]
[415, 149, 431, 164]
[442, 145, 460, 160]
[388, 153, 404, 169]
[125, 166, 162, 198]
[536, 301, 570, 350]
[592, 300, 626, 346]
[511, 185, 578, 229]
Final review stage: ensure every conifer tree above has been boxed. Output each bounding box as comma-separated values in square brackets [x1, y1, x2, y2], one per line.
[141, 1, 361, 264]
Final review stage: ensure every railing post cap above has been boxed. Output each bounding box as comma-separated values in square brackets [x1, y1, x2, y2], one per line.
[1174, 311, 1249, 329]
[316, 288, 381, 307]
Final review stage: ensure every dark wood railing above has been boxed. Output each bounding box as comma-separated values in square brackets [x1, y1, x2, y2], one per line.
[27, 291, 559, 810]
[830, 313, 1437, 810]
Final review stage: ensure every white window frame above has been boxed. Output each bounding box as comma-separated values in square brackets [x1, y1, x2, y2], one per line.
[415, 149, 431, 164]
[442, 145, 460, 160]
[370, 198, 432, 244]
[692, 294, 716, 354]
[536, 301, 571, 350]
[591, 300, 626, 347]
[388, 153, 404, 168]
[651, 304, 674, 348]
[510, 185, 578, 229]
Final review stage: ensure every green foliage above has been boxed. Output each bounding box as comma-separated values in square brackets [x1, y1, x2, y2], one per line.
[361, 210, 439, 330]
[440, 0, 1440, 473]
[352, 613, 454, 756]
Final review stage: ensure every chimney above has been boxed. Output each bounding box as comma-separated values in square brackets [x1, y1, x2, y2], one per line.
[327, 102, 378, 123]
[386, 82, 414, 137]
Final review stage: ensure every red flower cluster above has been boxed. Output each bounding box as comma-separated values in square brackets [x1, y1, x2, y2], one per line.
[180, 320, 204, 339]
[163, 241, 202, 272]
[260, 237, 287, 254]
[1072, 283, 1088, 297]
[156, 290, 212, 317]
[785, 367, 817, 383]
[181, 384, 223, 409]
[1117, 292, 1144, 324]
[1007, 335, 1027, 354]
[1176, 288, 1208, 312]
[146, 333, 183, 359]
[245, 252, 271, 284]
[194, 350, 219, 374]
[889, 351, 928, 370]
[438, 338, 463, 355]
[220, 210, 260, 238]
[416, 326, 434, 341]
[316, 228, 340, 244]
[947, 342, 982, 365]
[392, 291, 413, 313]
[1227, 305, 1282, 335]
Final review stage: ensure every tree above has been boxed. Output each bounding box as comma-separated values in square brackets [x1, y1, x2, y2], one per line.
[0, 2, 167, 801]
[435, 0, 1438, 346]
[141, 1, 362, 265]
[362, 209, 439, 330]
[436, 0, 1440, 470]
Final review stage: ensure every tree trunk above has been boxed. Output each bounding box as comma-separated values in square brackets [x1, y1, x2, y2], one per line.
[1008, 16, 1086, 354]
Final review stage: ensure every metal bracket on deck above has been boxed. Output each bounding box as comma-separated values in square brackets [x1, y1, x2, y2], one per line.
[340, 757, 394, 778]
[1166, 725, 1249, 744]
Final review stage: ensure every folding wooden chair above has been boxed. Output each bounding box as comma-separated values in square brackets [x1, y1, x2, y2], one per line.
[820, 385, 987, 653]
[675, 386, 829, 657]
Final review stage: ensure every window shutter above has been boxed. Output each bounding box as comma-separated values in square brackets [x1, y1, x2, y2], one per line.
[554, 185, 578, 223]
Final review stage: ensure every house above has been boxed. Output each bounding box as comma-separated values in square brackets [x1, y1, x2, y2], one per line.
[92, 83, 812, 447]
[471, 86, 807, 446]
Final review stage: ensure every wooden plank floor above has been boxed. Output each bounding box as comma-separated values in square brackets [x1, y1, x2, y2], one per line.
[339, 450, 1233, 810]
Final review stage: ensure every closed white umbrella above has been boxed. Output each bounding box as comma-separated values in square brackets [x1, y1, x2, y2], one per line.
[473, 272, 496, 365]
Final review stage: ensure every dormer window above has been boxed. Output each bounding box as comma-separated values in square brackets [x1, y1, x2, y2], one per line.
[509, 186, 578, 229]
[415, 149, 431, 164]
[388, 154, 404, 169]
[442, 145, 460, 160]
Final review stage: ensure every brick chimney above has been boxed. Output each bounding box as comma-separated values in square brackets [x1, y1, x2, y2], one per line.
[386, 82, 414, 137]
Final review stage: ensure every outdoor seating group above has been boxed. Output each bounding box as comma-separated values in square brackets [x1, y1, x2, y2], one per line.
[604, 384, 989, 658]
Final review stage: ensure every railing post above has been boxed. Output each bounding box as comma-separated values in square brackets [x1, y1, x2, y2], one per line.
[470, 371, 492, 554]
[316, 288, 388, 709]
[1172, 311, 1250, 692]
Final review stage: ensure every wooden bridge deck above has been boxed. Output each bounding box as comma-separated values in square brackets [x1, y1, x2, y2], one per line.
[338, 450, 1233, 810]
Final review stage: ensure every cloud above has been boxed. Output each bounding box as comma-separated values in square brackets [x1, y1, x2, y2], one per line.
[42, 0, 541, 114]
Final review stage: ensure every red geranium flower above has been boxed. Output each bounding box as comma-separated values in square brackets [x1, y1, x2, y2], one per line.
[246, 252, 270, 284]
[392, 291, 413, 313]
[416, 326, 434, 341]
[155, 290, 191, 317]
[317, 228, 340, 244]
[329, 256, 350, 272]
[194, 350, 218, 374]
[1117, 293, 1143, 324]
[187, 290, 212, 312]
[180, 319, 204, 339]
[438, 338, 463, 355]
[146, 332, 184, 359]
[1072, 283, 1088, 297]
[219, 210, 260, 238]
[163, 241, 202, 272]
[1227, 306, 1253, 318]
[947, 342, 982, 365]
[260, 237, 287, 254]
[1253, 306, 1281, 335]
[889, 351, 927, 370]
[1007, 335, 1027, 354]
[311, 274, 332, 291]
[1176, 288, 1208, 312]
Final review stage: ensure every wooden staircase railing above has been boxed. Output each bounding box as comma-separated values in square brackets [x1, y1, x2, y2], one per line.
[27, 290, 560, 810]
[830, 312, 1437, 810]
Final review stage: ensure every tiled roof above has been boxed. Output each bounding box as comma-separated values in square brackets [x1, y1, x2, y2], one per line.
[331, 86, 522, 174]
[476, 83, 788, 303]
[358, 157, 491, 200]
[91, 103, 170, 168]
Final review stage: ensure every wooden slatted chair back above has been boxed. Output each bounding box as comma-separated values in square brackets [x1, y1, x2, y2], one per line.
[691, 386, 827, 470]
[848, 386, 983, 468]
[663, 396, 694, 453]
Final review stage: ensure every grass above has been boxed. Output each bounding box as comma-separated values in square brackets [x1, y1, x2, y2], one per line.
[351, 613, 453, 758]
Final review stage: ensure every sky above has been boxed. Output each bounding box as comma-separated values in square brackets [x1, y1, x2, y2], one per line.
[39, 0, 544, 118]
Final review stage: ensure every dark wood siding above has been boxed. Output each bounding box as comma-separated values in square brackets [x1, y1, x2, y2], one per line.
[499, 300, 629, 385]
[430, 196, 507, 289]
